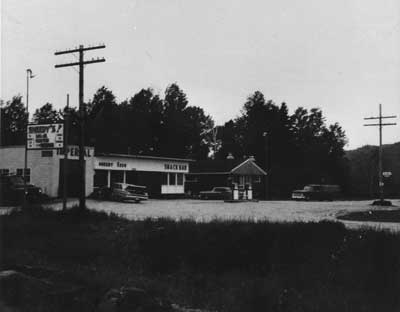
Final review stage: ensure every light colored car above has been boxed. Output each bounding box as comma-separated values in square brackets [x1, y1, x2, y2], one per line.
[93, 183, 148, 202]
[111, 183, 148, 202]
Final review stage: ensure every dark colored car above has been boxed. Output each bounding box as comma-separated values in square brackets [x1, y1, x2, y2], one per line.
[199, 187, 232, 200]
[291, 184, 341, 201]
[92, 183, 148, 203]
[0, 174, 44, 205]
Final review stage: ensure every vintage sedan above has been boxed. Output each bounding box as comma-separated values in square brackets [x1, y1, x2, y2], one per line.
[291, 184, 341, 201]
[199, 187, 232, 200]
[93, 183, 148, 203]
[0, 174, 44, 205]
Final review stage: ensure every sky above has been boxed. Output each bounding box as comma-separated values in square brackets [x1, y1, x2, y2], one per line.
[1, 0, 399, 150]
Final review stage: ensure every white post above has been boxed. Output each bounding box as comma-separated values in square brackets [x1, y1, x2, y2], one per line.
[248, 184, 253, 200]
[233, 183, 239, 200]
[107, 170, 111, 187]
[123, 171, 126, 184]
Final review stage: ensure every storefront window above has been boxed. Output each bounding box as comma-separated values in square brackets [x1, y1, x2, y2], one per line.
[0, 169, 9, 176]
[94, 170, 108, 187]
[169, 173, 176, 185]
[162, 173, 168, 185]
[126, 171, 138, 185]
[16, 168, 30, 182]
[177, 173, 184, 185]
[110, 171, 124, 185]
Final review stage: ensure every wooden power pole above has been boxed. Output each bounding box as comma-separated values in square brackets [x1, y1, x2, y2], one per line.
[55, 44, 105, 211]
[364, 104, 397, 205]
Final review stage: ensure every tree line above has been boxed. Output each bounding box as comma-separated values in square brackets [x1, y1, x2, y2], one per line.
[0, 83, 349, 197]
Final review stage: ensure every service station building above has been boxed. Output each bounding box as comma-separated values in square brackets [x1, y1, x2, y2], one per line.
[94, 153, 191, 197]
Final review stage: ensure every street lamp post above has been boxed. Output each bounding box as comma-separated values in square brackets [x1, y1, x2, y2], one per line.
[263, 131, 270, 200]
[23, 69, 35, 208]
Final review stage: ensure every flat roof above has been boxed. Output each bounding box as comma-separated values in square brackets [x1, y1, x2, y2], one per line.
[96, 153, 195, 163]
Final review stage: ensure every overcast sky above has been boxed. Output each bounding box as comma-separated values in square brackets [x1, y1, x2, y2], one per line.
[1, 0, 399, 149]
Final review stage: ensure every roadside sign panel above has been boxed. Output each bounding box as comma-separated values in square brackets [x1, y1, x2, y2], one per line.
[27, 123, 64, 150]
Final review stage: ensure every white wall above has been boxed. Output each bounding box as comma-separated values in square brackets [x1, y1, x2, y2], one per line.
[0, 146, 94, 197]
[95, 156, 189, 173]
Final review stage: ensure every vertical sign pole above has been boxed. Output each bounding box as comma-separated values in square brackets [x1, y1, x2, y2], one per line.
[63, 94, 69, 210]
[263, 132, 269, 200]
[23, 71, 30, 209]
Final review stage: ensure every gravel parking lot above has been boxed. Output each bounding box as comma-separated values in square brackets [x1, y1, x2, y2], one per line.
[45, 198, 400, 232]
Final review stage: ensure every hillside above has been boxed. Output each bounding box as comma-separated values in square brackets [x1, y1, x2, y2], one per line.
[346, 142, 400, 197]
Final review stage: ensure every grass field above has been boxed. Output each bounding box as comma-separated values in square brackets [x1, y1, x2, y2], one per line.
[46, 198, 400, 231]
[1, 205, 400, 311]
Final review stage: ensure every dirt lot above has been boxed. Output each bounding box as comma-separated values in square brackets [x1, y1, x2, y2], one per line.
[46, 198, 400, 232]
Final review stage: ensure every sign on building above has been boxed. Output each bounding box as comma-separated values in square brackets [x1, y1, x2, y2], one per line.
[27, 123, 64, 150]
[382, 171, 392, 178]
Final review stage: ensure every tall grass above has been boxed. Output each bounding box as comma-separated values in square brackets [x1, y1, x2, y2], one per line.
[2, 206, 400, 311]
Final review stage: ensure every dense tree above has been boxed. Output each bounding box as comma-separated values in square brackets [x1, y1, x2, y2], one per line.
[86, 87, 120, 153]
[182, 105, 214, 159]
[84, 84, 213, 159]
[60, 105, 80, 146]
[217, 91, 348, 197]
[159, 83, 213, 159]
[0, 96, 27, 146]
[119, 88, 163, 155]
[32, 103, 62, 124]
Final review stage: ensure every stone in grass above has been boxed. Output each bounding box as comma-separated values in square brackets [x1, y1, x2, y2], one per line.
[0, 270, 54, 307]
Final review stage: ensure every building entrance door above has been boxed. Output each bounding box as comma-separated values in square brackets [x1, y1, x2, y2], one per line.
[58, 159, 82, 197]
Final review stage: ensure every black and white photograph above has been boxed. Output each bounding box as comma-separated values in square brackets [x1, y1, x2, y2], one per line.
[1, 0, 400, 311]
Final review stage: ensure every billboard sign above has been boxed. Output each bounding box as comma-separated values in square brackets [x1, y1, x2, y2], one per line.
[27, 123, 64, 150]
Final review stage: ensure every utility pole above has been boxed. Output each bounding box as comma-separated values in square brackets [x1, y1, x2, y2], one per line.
[55, 44, 105, 211]
[364, 104, 397, 206]
[62, 94, 69, 211]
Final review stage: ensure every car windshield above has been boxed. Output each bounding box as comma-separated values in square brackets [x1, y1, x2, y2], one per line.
[126, 185, 146, 192]
[213, 187, 230, 192]
[304, 185, 321, 191]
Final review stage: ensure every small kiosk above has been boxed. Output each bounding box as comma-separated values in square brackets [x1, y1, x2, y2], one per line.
[186, 156, 267, 200]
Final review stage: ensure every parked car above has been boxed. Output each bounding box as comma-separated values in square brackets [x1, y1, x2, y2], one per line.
[0, 174, 44, 204]
[92, 183, 148, 203]
[199, 187, 232, 200]
[291, 184, 341, 201]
